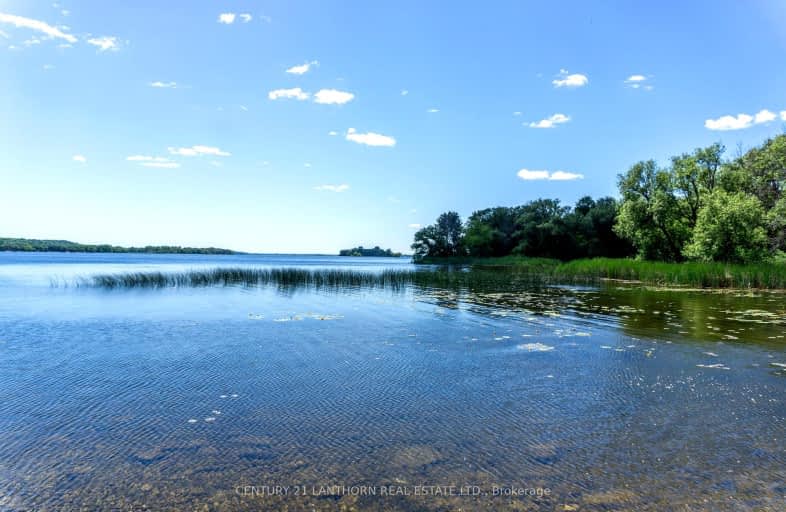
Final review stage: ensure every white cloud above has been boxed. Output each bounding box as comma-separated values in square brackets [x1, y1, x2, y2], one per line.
[549, 171, 584, 180]
[168, 145, 231, 157]
[218, 13, 236, 24]
[87, 36, 119, 51]
[259, 15, 272, 23]
[754, 109, 777, 124]
[268, 87, 309, 101]
[304, 162, 311, 168]
[704, 114, 752, 131]
[127, 155, 180, 168]
[528, 113, 570, 128]
[704, 108, 782, 131]
[552, 69, 588, 88]
[313, 88, 354, 105]
[239, 105, 248, 111]
[427, 108, 439, 113]
[72, 154, 86, 163]
[345, 128, 396, 147]
[0, 12, 77, 43]
[624, 74, 653, 90]
[328, 130, 338, 136]
[516, 169, 550, 180]
[286, 60, 318, 75]
[314, 184, 349, 192]
[513, 111, 522, 116]
[517, 168, 583, 181]
[239, 13, 252, 23]
[42, 64, 54, 70]
[0, 29, 8, 39]
[401, 89, 409, 96]
[408, 223, 422, 229]
[149, 81, 177, 88]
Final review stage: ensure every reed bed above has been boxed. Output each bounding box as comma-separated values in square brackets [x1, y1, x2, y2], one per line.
[78, 266, 547, 292]
[77, 258, 786, 291]
[554, 258, 786, 289]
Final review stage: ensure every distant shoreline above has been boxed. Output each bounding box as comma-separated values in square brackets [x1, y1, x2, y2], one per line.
[0, 237, 239, 255]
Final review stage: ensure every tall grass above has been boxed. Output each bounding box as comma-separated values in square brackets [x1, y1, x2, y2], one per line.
[77, 258, 786, 291]
[554, 258, 786, 289]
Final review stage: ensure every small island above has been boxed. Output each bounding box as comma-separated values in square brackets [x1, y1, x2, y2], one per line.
[339, 245, 402, 257]
[0, 237, 238, 254]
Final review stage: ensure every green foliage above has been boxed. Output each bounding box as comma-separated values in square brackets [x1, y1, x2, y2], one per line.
[615, 160, 691, 261]
[411, 211, 465, 259]
[418, 197, 632, 262]
[614, 135, 786, 263]
[339, 246, 402, 257]
[683, 190, 768, 263]
[0, 238, 237, 254]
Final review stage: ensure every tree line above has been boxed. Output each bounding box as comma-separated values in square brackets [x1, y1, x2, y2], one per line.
[412, 134, 786, 264]
[0, 238, 238, 254]
[339, 246, 402, 257]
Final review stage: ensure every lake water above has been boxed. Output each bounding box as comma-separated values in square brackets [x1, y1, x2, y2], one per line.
[0, 253, 784, 511]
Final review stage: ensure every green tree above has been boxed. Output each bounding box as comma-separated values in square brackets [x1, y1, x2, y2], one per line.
[683, 190, 769, 263]
[615, 160, 691, 261]
[464, 207, 521, 257]
[411, 211, 465, 259]
[721, 135, 786, 210]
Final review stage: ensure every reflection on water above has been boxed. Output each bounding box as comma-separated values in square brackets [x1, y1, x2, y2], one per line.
[0, 253, 784, 511]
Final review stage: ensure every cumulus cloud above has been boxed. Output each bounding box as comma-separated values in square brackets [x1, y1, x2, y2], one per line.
[427, 108, 439, 113]
[328, 131, 338, 136]
[168, 145, 231, 157]
[239, 13, 252, 23]
[87, 36, 119, 51]
[704, 108, 782, 131]
[314, 88, 354, 105]
[0, 12, 77, 42]
[552, 69, 588, 88]
[127, 155, 180, 168]
[408, 223, 422, 229]
[314, 184, 349, 192]
[268, 87, 309, 101]
[149, 81, 177, 88]
[345, 128, 396, 147]
[72, 154, 86, 163]
[781, 111, 786, 121]
[401, 89, 409, 96]
[754, 109, 777, 124]
[286, 60, 318, 75]
[528, 113, 570, 128]
[517, 168, 583, 181]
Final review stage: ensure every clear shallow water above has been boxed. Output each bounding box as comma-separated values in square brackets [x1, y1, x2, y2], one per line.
[0, 253, 784, 511]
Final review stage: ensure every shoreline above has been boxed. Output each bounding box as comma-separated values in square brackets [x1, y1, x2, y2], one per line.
[416, 256, 786, 290]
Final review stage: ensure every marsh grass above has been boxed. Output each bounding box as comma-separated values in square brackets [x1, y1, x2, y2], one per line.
[77, 257, 786, 291]
[554, 258, 786, 289]
[78, 266, 549, 292]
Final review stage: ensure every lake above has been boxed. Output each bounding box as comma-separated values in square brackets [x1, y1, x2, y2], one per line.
[0, 252, 784, 511]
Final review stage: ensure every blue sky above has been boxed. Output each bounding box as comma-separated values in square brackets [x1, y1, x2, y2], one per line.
[2, 1, 786, 254]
